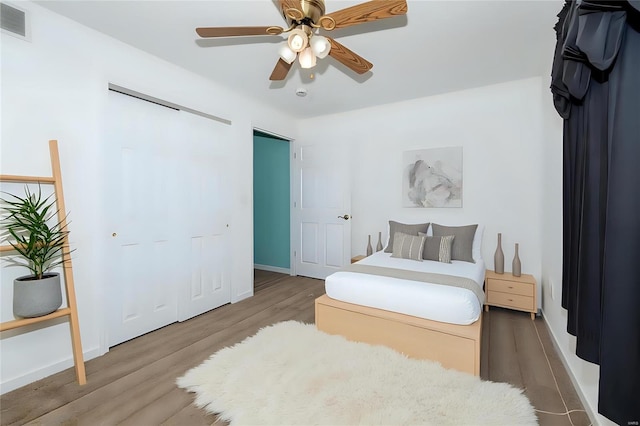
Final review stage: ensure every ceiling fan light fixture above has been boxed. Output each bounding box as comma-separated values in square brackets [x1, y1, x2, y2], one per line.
[299, 47, 316, 69]
[195, 0, 408, 81]
[287, 28, 308, 53]
[278, 45, 297, 64]
[310, 35, 331, 59]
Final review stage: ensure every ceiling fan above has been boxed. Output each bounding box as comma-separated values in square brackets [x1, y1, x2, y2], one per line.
[195, 0, 408, 81]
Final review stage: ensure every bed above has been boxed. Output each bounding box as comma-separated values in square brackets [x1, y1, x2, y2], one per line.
[316, 222, 485, 375]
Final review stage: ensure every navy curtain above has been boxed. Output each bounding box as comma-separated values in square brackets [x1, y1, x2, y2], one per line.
[551, 1, 640, 424]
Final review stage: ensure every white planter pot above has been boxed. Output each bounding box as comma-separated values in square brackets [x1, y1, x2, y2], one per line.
[13, 272, 63, 318]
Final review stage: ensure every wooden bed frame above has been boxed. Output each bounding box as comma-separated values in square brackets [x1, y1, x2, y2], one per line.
[315, 294, 482, 376]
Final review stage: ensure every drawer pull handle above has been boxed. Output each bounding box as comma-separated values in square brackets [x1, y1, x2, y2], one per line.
[508, 286, 513, 289]
[508, 299, 513, 302]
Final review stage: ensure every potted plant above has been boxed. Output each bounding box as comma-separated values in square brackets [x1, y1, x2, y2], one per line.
[1, 185, 71, 318]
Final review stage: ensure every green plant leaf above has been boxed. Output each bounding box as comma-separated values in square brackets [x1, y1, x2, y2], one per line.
[1, 184, 73, 278]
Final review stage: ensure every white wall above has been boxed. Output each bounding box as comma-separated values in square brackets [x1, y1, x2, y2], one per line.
[299, 77, 545, 301]
[0, 2, 297, 393]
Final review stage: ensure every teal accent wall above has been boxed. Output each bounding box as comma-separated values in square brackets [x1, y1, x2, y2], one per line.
[253, 132, 290, 269]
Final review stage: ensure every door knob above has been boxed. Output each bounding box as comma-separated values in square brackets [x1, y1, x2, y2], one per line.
[338, 214, 351, 220]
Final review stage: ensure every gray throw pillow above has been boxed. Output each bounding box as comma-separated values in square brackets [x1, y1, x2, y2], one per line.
[420, 234, 455, 263]
[390, 232, 426, 261]
[431, 224, 478, 263]
[384, 221, 430, 253]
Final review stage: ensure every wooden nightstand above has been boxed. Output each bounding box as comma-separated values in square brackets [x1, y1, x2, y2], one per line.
[351, 255, 366, 263]
[484, 270, 537, 320]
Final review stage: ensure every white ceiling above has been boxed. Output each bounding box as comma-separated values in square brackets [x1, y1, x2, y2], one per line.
[35, 0, 562, 118]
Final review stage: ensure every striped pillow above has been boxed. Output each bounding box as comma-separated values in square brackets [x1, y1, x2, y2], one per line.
[390, 232, 426, 261]
[384, 221, 430, 253]
[420, 234, 455, 263]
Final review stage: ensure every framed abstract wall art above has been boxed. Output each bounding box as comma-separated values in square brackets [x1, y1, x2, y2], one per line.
[402, 147, 462, 208]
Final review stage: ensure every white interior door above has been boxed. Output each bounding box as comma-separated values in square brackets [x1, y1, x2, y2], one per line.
[177, 110, 232, 322]
[293, 141, 351, 279]
[105, 90, 231, 347]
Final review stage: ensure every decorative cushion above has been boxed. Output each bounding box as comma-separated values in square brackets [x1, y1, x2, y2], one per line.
[390, 232, 425, 261]
[384, 221, 430, 253]
[420, 234, 455, 263]
[431, 224, 478, 263]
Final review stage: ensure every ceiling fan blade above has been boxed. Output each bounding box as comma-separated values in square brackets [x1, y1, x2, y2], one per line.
[278, 0, 305, 21]
[320, 0, 407, 30]
[327, 38, 373, 74]
[196, 26, 283, 38]
[270, 58, 294, 81]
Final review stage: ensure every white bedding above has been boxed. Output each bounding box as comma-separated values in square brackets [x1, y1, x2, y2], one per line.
[324, 251, 485, 325]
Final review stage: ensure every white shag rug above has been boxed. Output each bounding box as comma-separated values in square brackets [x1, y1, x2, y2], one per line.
[177, 321, 537, 425]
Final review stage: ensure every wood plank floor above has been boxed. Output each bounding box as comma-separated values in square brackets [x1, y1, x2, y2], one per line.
[1, 270, 590, 425]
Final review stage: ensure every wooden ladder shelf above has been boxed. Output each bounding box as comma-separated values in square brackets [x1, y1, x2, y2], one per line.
[0, 140, 86, 385]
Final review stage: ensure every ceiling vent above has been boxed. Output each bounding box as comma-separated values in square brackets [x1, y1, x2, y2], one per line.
[1, 2, 29, 40]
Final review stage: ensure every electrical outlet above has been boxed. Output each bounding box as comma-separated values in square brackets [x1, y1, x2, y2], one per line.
[550, 279, 555, 300]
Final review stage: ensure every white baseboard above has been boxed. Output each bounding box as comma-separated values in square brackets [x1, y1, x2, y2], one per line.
[254, 264, 290, 275]
[0, 346, 102, 395]
[540, 309, 600, 425]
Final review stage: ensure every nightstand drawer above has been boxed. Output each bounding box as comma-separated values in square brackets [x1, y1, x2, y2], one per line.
[487, 278, 534, 297]
[487, 291, 534, 311]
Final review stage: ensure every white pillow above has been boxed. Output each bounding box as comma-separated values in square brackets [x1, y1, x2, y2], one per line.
[472, 225, 484, 262]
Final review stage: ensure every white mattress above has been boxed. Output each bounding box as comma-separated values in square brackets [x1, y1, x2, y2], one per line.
[324, 251, 486, 325]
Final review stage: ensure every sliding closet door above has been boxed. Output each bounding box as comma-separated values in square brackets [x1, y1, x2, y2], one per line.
[176, 109, 233, 322]
[105, 90, 231, 347]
